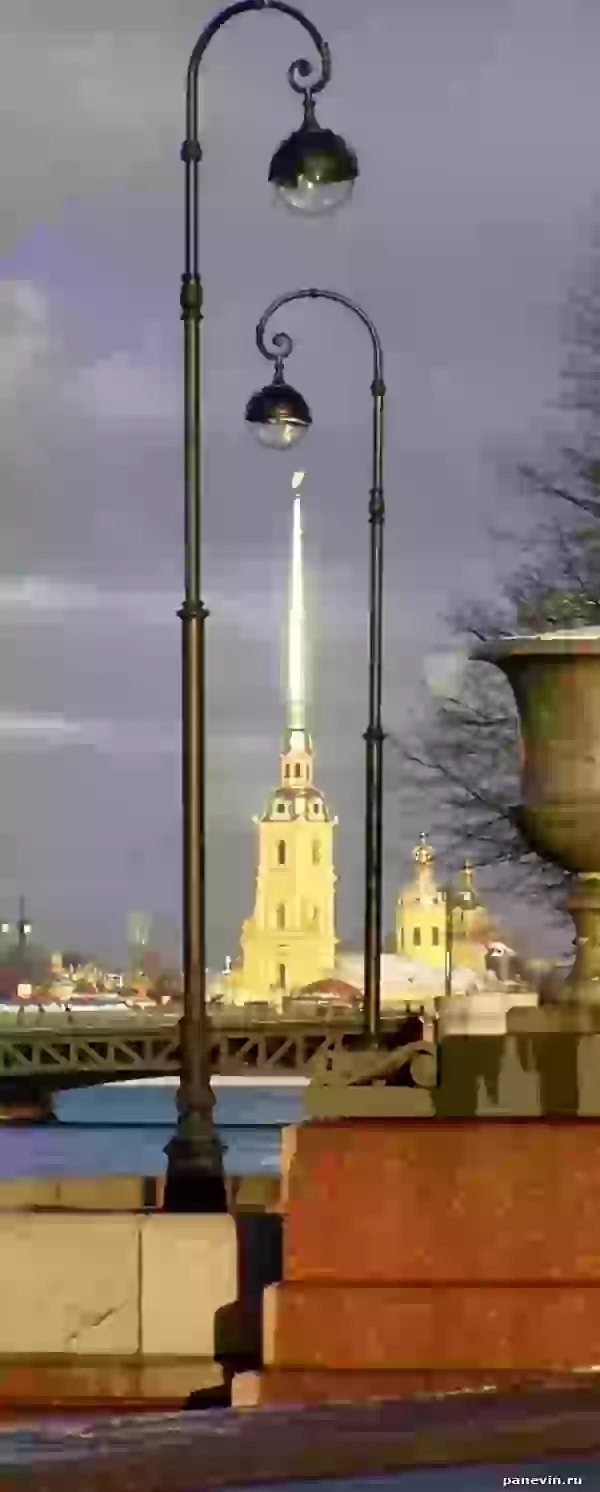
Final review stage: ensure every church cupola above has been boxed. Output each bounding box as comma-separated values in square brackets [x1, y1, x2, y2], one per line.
[455, 857, 479, 910]
[451, 855, 493, 969]
[395, 831, 444, 967]
[411, 832, 438, 900]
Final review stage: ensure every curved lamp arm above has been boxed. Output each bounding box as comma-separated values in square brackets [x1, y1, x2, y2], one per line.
[187, 0, 330, 122]
[255, 286, 384, 396]
[183, 2, 332, 273]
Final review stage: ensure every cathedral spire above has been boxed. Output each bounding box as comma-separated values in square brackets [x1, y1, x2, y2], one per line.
[287, 471, 309, 752]
[237, 470, 337, 1002]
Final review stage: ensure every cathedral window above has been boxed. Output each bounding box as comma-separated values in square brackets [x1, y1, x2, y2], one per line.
[284, 764, 290, 779]
[276, 903, 286, 929]
[278, 963, 286, 989]
[277, 802, 286, 813]
[294, 762, 302, 778]
[312, 840, 321, 865]
[432, 926, 440, 946]
[413, 927, 421, 947]
[277, 840, 286, 866]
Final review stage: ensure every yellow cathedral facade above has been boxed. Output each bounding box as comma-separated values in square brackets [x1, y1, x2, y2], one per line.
[395, 831, 495, 977]
[230, 480, 337, 1002]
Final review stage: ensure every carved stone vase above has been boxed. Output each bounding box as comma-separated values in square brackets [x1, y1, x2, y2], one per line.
[474, 631, 600, 1005]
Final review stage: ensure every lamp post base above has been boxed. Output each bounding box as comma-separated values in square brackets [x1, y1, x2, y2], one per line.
[163, 1111, 227, 1214]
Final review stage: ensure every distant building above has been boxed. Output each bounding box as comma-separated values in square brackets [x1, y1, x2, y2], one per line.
[336, 951, 483, 1012]
[395, 833, 498, 978]
[300, 977, 361, 1004]
[282, 977, 362, 1018]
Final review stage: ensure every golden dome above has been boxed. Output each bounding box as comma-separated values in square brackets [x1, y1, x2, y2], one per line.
[412, 831, 435, 868]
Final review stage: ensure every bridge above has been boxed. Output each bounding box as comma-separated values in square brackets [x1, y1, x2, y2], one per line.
[0, 1010, 434, 1118]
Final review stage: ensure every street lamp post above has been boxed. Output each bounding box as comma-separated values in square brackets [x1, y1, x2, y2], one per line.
[245, 288, 386, 1042]
[444, 884, 454, 1001]
[444, 867, 477, 1001]
[163, 5, 358, 1213]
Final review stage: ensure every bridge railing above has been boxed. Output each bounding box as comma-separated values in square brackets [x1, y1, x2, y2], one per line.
[0, 1004, 430, 1030]
[0, 1008, 435, 1086]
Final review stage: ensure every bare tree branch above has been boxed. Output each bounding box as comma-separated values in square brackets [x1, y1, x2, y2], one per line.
[389, 227, 600, 918]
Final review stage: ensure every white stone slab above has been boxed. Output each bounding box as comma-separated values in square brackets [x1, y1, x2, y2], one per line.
[140, 1214, 238, 1357]
[0, 1214, 138, 1354]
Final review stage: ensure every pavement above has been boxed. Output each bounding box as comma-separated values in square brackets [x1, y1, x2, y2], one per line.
[3, 1383, 600, 1489]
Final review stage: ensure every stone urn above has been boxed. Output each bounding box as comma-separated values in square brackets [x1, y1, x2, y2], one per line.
[474, 630, 600, 1005]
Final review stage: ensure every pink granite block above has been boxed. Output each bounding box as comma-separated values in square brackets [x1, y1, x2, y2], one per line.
[265, 1281, 600, 1372]
[283, 1119, 600, 1284]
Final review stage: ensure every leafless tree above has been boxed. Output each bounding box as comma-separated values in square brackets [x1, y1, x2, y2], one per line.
[390, 228, 600, 906]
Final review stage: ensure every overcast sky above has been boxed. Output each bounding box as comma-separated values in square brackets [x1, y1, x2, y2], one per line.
[1, 0, 599, 962]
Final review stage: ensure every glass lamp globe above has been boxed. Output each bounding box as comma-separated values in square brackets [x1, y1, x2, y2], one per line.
[245, 380, 312, 450]
[253, 420, 309, 450]
[269, 109, 358, 216]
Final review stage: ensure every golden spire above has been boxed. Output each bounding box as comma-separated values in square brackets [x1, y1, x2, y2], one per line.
[287, 472, 307, 750]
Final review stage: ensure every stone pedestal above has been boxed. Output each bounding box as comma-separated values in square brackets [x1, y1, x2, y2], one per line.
[234, 1116, 600, 1406]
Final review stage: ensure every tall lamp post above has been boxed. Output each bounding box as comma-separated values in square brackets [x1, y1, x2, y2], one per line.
[443, 864, 478, 1001]
[245, 288, 386, 1042]
[164, 6, 358, 1214]
[444, 884, 454, 1001]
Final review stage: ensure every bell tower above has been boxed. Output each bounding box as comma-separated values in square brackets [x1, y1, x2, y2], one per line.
[451, 857, 494, 974]
[237, 476, 337, 1002]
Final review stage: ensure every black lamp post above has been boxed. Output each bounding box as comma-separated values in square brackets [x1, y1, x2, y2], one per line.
[443, 863, 478, 1000]
[163, 6, 357, 1214]
[245, 288, 386, 1042]
[444, 885, 454, 1001]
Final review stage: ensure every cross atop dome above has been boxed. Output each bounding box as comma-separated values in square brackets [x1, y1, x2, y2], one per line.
[412, 831, 435, 868]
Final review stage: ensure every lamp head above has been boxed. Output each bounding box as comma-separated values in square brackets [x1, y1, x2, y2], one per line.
[269, 97, 358, 216]
[245, 369, 312, 450]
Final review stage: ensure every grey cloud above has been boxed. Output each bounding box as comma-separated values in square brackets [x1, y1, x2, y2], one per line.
[1, 0, 600, 956]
